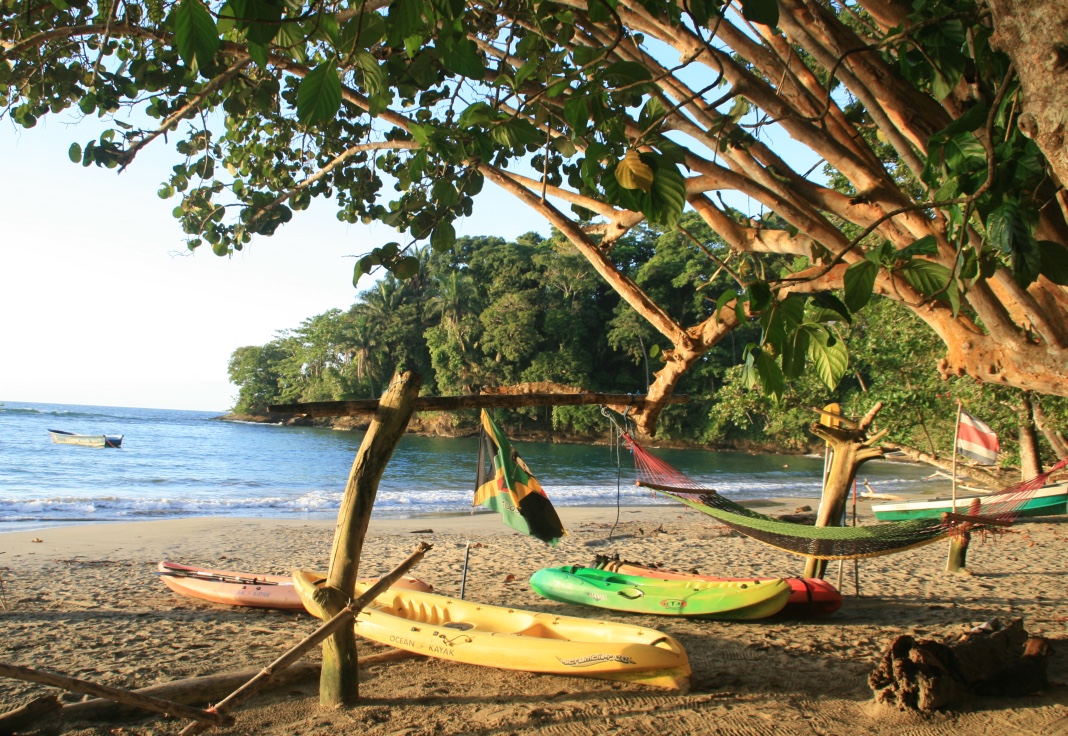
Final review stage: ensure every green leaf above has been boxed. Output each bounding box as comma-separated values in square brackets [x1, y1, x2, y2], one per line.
[172, 0, 219, 72]
[430, 221, 456, 252]
[986, 201, 1030, 253]
[739, 0, 779, 27]
[760, 294, 805, 354]
[393, 256, 420, 279]
[247, 42, 268, 69]
[780, 323, 808, 380]
[1011, 236, 1042, 288]
[1038, 240, 1068, 286]
[748, 282, 772, 311]
[648, 343, 661, 359]
[296, 63, 341, 126]
[457, 102, 494, 129]
[805, 325, 849, 390]
[386, 0, 424, 46]
[491, 119, 541, 149]
[753, 349, 784, 401]
[843, 259, 878, 312]
[353, 50, 387, 97]
[810, 293, 852, 323]
[895, 235, 939, 260]
[564, 95, 589, 135]
[715, 289, 738, 322]
[646, 162, 686, 228]
[439, 37, 485, 79]
[602, 61, 653, 87]
[68, 142, 82, 163]
[898, 259, 954, 297]
[340, 13, 386, 53]
[638, 97, 668, 130]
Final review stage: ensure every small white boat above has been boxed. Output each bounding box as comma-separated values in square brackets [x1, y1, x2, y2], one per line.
[48, 429, 123, 448]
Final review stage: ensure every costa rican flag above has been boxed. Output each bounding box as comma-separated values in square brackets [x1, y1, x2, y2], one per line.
[957, 409, 999, 465]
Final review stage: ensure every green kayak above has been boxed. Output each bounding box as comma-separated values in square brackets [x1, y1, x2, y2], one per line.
[530, 566, 790, 620]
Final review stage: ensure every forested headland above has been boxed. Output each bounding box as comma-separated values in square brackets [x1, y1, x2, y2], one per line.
[227, 222, 1066, 468]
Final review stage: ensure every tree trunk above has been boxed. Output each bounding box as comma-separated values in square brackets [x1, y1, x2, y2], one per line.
[1017, 397, 1042, 481]
[319, 371, 422, 707]
[1033, 402, 1068, 458]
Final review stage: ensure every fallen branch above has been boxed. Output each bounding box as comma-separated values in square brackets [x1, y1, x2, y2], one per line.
[61, 649, 422, 723]
[178, 542, 432, 735]
[0, 663, 232, 727]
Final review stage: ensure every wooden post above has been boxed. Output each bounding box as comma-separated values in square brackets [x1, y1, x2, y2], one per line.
[803, 403, 888, 579]
[179, 543, 431, 736]
[319, 371, 423, 708]
[946, 401, 964, 573]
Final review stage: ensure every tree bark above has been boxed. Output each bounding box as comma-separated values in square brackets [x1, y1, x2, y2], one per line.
[320, 371, 423, 707]
[1017, 397, 1042, 481]
[986, 0, 1068, 188]
[1033, 402, 1068, 458]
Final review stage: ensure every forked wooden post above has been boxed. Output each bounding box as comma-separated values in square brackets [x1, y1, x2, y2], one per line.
[803, 403, 888, 579]
[318, 371, 423, 707]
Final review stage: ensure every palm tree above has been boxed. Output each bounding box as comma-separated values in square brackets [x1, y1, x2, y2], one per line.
[424, 270, 478, 351]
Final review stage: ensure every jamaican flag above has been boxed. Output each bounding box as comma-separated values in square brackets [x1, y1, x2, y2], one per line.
[474, 410, 566, 546]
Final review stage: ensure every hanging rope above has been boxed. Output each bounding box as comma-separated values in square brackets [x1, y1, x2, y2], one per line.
[601, 406, 632, 542]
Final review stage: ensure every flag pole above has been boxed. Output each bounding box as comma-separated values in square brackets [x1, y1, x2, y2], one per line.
[951, 400, 963, 512]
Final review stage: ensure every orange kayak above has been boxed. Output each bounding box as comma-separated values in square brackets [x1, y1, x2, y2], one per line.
[594, 557, 842, 616]
[157, 561, 432, 611]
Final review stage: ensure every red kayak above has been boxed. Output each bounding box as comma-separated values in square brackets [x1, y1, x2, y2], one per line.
[594, 557, 842, 616]
[157, 561, 433, 611]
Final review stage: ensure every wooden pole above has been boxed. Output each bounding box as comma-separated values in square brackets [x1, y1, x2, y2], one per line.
[0, 663, 232, 727]
[178, 542, 432, 736]
[319, 371, 423, 708]
[268, 391, 687, 417]
[947, 401, 965, 572]
[460, 542, 471, 600]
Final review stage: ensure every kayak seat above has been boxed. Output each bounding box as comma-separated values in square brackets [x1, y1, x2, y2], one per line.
[515, 622, 568, 640]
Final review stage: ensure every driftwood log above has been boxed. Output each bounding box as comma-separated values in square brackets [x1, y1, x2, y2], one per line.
[56, 650, 421, 724]
[0, 663, 233, 727]
[0, 694, 61, 736]
[869, 618, 1054, 711]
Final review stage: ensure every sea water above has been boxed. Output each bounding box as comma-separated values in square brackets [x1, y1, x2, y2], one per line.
[0, 401, 944, 530]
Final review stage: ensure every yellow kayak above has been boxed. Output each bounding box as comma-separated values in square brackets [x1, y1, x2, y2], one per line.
[293, 570, 691, 691]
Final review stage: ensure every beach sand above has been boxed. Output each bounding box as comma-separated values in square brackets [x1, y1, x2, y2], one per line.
[0, 501, 1066, 735]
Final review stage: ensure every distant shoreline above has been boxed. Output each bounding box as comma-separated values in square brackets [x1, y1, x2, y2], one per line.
[216, 411, 816, 455]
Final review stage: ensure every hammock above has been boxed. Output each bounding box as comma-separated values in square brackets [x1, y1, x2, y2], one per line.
[625, 435, 1067, 561]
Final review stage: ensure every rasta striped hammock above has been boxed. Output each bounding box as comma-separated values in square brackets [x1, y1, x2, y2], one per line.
[473, 410, 566, 546]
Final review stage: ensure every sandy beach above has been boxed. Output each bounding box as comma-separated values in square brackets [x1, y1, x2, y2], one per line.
[0, 500, 1066, 735]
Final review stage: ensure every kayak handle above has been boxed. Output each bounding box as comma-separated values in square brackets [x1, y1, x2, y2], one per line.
[617, 587, 645, 599]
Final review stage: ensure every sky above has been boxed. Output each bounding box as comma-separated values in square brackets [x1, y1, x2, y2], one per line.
[0, 120, 552, 412]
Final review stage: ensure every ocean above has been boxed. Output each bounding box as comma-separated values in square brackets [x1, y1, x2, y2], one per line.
[0, 401, 945, 530]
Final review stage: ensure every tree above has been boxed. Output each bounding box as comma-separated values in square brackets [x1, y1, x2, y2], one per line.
[6, 0, 1068, 437]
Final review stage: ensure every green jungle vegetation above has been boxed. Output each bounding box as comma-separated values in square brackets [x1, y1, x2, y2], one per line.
[227, 223, 1067, 468]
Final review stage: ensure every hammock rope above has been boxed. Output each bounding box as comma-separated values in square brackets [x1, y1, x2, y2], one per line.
[624, 434, 1067, 561]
